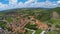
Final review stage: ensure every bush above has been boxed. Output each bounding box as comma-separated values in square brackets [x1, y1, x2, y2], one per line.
[0, 21, 7, 29]
[55, 25, 60, 28]
[49, 18, 60, 25]
[25, 23, 37, 30]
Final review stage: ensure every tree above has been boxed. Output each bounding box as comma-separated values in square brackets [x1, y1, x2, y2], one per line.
[25, 23, 37, 30]
[55, 25, 60, 28]
[0, 21, 7, 29]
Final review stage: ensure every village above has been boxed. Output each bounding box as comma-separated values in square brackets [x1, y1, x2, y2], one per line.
[0, 8, 60, 34]
[0, 11, 49, 34]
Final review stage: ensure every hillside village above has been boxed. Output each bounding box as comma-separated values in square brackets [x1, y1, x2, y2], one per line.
[0, 7, 60, 34]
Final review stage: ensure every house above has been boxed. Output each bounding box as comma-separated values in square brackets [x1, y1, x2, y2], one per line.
[5, 12, 28, 34]
[0, 27, 5, 34]
[29, 16, 48, 30]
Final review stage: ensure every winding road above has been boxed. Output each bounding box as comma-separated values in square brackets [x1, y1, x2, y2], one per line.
[25, 28, 36, 34]
[0, 20, 46, 34]
[0, 20, 9, 34]
[25, 28, 46, 34]
[40, 31, 46, 34]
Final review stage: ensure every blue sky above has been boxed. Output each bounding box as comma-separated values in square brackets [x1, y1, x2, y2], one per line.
[0, 0, 60, 11]
[18, 0, 27, 3]
[0, 0, 9, 4]
[0, 0, 58, 4]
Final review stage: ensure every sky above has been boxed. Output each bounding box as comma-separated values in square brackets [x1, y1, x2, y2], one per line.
[0, 0, 60, 11]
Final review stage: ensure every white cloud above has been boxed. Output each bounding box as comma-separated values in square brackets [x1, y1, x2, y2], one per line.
[25, 0, 35, 4]
[0, 2, 9, 10]
[57, 0, 60, 3]
[0, 0, 60, 11]
[9, 0, 17, 4]
[9, 0, 18, 8]
[17, 0, 60, 8]
[18, 2, 24, 8]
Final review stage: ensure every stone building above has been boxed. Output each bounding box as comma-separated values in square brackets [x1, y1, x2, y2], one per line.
[0, 27, 5, 34]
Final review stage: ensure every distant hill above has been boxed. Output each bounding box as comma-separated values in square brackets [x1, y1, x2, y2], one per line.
[0, 7, 59, 15]
[0, 7, 52, 12]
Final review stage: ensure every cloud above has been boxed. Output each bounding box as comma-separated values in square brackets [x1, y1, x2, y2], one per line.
[9, 0, 18, 8]
[18, 2, 24, 8]
[18, 0, 58, 8]
[57, 0, 60, 3]
[0, 0, 60, 11]
[57, 0, 60, 7]
[17, 0, 60, 8]
[0, 2, 9, 10]
[9, 0, 17, 4]
[25, 0, 35, 4]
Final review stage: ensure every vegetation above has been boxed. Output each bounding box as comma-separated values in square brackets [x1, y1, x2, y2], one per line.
[35, 29, 42, 34]
[55, 25, 60, 28]
[18, 32, 23, 34]
[47, 30, 60, 34]
[6, 17, 13, 22]
[0, 7, 60, 34]
[0, 21, 7, 29]
[25, 30, 32, 34]
[49, 18, 60, 24]
[25, 23, 37, 30]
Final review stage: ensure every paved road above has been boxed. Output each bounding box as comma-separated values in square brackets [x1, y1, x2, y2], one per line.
[0, 20, 9, 24]
[40, 31, 46, 34]
[0, 20, 9, 34]
[25, 28, 46, 34]
[25, 28, 36, 34]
